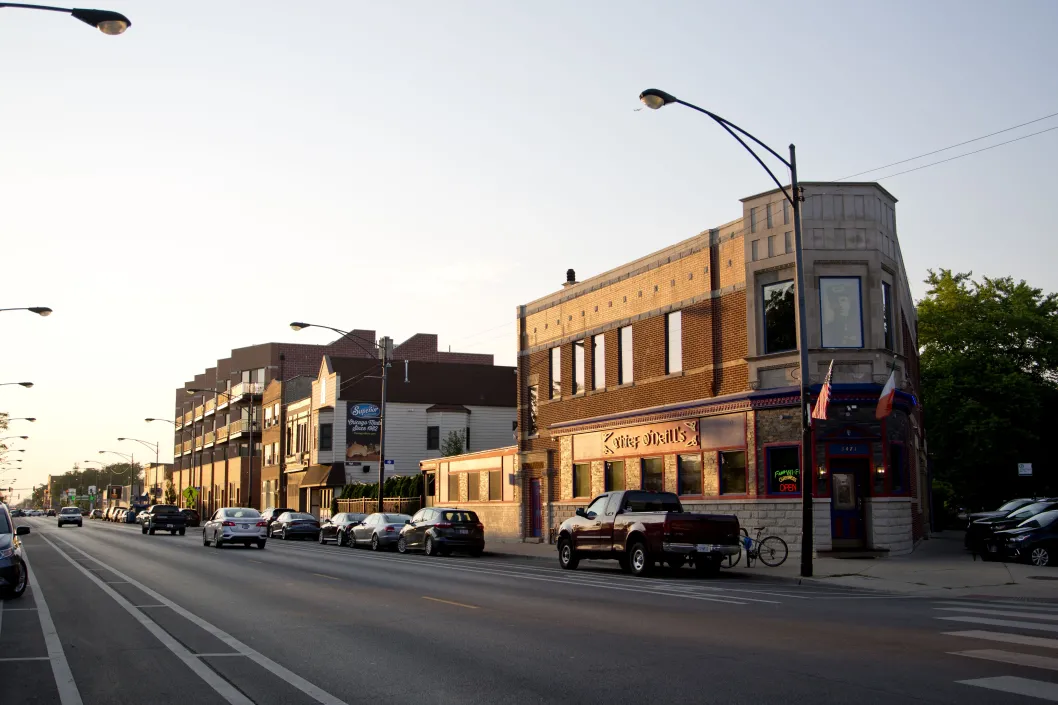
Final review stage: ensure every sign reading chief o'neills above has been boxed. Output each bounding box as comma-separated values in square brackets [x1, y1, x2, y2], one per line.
[346, 402, 381, 461]
[573, 419, 700, 460]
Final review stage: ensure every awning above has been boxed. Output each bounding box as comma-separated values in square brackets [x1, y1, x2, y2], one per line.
[299, 463, 346, 489]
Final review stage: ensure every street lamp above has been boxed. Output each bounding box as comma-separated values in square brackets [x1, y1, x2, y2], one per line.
[5, 418, 36, 423]
[84, 458, 117, 509]
[145, 418, 176, 425]
[99, 449, 137, 504]
[118, 436, 160, 500]
[290, 321, 393, 513]
[639, 88, 814, 577]
[0, 4, 130, 34]
[0, 436, 29, 441]
[0, 382, 33, 388]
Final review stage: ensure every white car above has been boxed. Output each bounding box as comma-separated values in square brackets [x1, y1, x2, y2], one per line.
[57, 507, 83, 528]
[201, 507, 267, 549]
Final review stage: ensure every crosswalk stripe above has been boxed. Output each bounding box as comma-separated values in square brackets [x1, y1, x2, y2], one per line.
[950, 649, 1058, 672]
[938, 616, 1058, 633]
[936, 600, 1058, 613]
[936, 607, 1058, 622]
[957, 676, 1058, 701]
[944, 630, 1058, 650]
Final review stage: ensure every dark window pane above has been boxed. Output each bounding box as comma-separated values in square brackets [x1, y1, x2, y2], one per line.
[319, 423, 333, 452]
[882, 282, 894, 350]
[489, 470, 501, 501]
[427, 426, 440, 450]
[677, 455, 703, 496]
[604, 461, 625, 492]
[642, 457, 664, 492]
[763, 280, 796, 353]
[720, 451, 747, 494]
[573, 463, 591, 498]
[448, 473, 459, 502]
[767, 447, 800, 494]
[890, 445, 905, 493]
[467, 472, 480, 501]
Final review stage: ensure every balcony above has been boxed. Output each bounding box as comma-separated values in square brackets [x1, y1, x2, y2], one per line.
[174, 417, 184, 431]
[216, 425, 230, 443]
[183, 410, 193, 426]
[230, 381, 264, 401]
[285, 451, 309, 466]
[194, 435, 204, 451]
[205, 398, 216, 416]
[228, 419, 260, 439]
[182, 440, 191, 455]
[173, 443, 182, 456]
[204, 430, 215, 447]
[194, 404, 204, 422]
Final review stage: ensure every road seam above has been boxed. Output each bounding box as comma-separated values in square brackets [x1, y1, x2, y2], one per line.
[19, 549, 83, 705]
[38, 533, 254, 705]
[422, 596, 478, 609]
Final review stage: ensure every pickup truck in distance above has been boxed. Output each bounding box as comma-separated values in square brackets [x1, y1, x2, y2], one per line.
[556, 490, 740, 577]
[140, 504, 187, 536]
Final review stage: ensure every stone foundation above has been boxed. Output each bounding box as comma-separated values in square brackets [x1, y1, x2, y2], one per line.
[865, 497, 913, 555]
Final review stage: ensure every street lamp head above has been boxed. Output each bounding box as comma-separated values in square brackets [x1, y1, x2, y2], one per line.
[18, 382, 33, 388]
[23, 418, 36, 422]
[289, 322, 310, 332]
[639, 88, 678, 110]
[70, 8, 131, 35]
[28, 307, 52, 317]
[117, 437, 126, 441]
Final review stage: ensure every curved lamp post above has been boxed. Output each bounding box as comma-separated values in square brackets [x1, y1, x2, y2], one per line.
[0, 436, 29, 441]
[639, 88, 814, 577]
[145, 417, 176, 425]
[0, 4, 130, 34]
[5, 418, 36, 423]
[0, 307, 51, 316]
[99, 449, 137, 504]
[0, 382, 33, 388]
[290, 321, 391, 513]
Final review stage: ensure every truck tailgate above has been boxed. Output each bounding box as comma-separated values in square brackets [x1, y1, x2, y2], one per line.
[667, 513, 740, 545]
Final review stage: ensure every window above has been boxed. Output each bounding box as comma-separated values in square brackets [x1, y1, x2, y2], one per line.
[468, 472, 480, 501]
[763, 280, 796, 353]
[489, 469, 502, 501]
[604, 460, 625, 492]
[427, 426, 440, 450]
[585, 495, 609, 518]
[550, 347, 562, 398]
[619, 326, 633, 384]
[593, 335, 605, 390]
[624, 491, 682, 512]
[767, 235, 776, 258]
[766, 203, 773, 228]
[448, 473, 459, 502]
[751, 240, 759, 261]
[820, 277, 864, 348]
[719, 451, 747, 494]
[573, 463, 591, 498]
[783, 199, 790, 225]
[642, 457, 664, 492]
[767, 447, 800, 494]
[677, 455, 703, 496]
[426, 473, 436, 497]
[666, 311, 682, 374]
[882, 281, 894, 350]
[465, 426, 470, 452]
[526, 385, 538, 436]
[750, 206, 758, 233]
[573, 340, 585, 394]
[319, 423, 333, 452]
[785, 231, 793, 254]
[890, 444, 906, 494]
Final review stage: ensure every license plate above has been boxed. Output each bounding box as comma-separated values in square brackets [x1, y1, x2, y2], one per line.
[695, 544, 712, 552]
[457, 529, 468, 535]
[240, 524, 249, 530]
[165, 524, 173, 528]
[988, 545, 997, 553]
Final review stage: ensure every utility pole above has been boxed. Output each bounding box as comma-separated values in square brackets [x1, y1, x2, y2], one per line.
[376, 336, 392, 513]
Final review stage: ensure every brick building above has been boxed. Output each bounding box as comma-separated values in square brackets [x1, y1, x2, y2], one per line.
[500, 182, 925, 556]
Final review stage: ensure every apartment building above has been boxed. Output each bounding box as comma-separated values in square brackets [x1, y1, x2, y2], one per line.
[173, 331, 494, 515]
[144, 463, 173, 502]
[505, 182, 924, 556]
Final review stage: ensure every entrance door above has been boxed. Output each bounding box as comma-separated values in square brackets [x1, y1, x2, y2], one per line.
[830, 459, 867, 549]
[530, 479, 542, 538]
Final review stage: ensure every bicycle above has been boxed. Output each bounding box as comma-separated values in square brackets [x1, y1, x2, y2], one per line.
[721, 526, 789, 568]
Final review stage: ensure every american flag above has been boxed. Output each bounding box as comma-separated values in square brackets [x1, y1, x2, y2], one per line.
[811, 360, 835, 421]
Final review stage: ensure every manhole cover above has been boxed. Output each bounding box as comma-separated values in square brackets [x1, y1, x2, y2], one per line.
[1027, 575, 1058, 581]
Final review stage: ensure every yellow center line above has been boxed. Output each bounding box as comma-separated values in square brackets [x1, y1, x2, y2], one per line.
[312, 572, 339, 580]
[422, 596, 478, 610]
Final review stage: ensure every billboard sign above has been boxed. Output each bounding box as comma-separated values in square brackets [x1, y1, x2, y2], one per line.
[108, 485, 123, 500]
[1018, 463, 1033, 477]
[346, 403, 381, 462]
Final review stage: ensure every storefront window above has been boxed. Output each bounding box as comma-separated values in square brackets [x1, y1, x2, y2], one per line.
[468, 472, 480, 501]
[573, 463, 591, 498]
[448, 473, 459, 502]
[488, 470, 501, 501]
[890, 444, 906, 494]
[642, 457, 664, 492]
[767, 446, 800, 495]
[719, 451, 747, 494]
[677, 455, 703, 496]
[604, 460, 625, 492]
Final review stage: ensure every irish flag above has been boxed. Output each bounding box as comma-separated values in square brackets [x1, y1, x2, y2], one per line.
[876, 370, 897, 419]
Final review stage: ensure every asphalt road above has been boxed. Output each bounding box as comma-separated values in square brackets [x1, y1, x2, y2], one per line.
[3, 516, 1058, 705]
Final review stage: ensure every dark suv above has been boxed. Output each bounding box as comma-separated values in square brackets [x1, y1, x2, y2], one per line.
[0, 503, 31, 598]
[140, 504, 187, 535]
[397, 507, 484, 557]
[57, 506, 83, 528]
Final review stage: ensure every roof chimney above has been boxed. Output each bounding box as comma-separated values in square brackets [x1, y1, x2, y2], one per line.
[563, 268, 578, 288]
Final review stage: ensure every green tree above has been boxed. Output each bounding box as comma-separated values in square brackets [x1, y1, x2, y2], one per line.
[164, 480, 178, 505]
[441, 430, 465, 456]
[918, 270, 1058, 507]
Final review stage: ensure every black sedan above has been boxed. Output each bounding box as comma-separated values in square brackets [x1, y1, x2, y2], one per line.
[319, 512, 367, 545]
[0, 504, 31, 598]
[181, 508, 201, 527]
[989, 509, 1058, 566]
[352, 513, 412, 550]
[964, 498, 1036, 539]
[397, 507, 484, 557]
[270, 512, 320, 540]
[261, 507, 295, 533]
[968, 499, 1058, 554]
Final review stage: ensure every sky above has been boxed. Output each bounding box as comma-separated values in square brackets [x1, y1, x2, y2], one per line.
[2, 0, 1057, 495]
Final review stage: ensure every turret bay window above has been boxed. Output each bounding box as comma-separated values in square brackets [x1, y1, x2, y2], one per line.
[642, 457, 664, 492]
[719, 451, 747, 495]
[763, 280, 796, 353]
[820, 276, 864, 348]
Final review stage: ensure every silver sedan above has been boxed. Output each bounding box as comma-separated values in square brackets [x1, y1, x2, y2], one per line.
[350, 513, 412, 551]
[202, 507, 267, 549]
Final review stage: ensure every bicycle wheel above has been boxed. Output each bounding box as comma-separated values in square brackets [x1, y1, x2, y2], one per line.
[757, 536, 789, 567]
[721, 546, 741, 568]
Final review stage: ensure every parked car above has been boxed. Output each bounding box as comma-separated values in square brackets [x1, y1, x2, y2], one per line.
[319, 512, 367, 546]
[352, 512, 412, 550]
[10, 509, 25, 518]
[967, 499, 1058, 555]
[90, 509, 103, 519]
[556, 490, 741, 577]
[260, 507, 294, 533]
[180, 508, 201, 527]
[57, 506, 83, 528]
[0, 504, 30, 598]
[398, 507, 484, 557]
[201, 507, 267, 549]
[46, 509, 56, 517]
[989, 509, 1058, 567]
[270, 512, 320, 540]
[140, 505, 187, 536]
[964, 498, 1037, 546]
[105, 506, 121, 521]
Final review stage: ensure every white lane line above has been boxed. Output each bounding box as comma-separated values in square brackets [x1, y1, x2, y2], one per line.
[951, 649, 1058, 671]
[0, 656, 52, 662]
[938, 616, 1058, 633]
[2, 608, 39, 611]
[19, 549, 83, 705]
[51, 536, 350, 705]
[958, 676, 1058, 701]
[936, 606, 1058, 622]
[193, 653, 247, 658]
[943, 630, 1058, 649]
[136, 604, 167, 608]
[39, 534, 253, 705]
[937, 599, 1058, 612]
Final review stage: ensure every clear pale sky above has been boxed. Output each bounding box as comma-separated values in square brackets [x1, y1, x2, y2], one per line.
[2, 1, 1056, 495]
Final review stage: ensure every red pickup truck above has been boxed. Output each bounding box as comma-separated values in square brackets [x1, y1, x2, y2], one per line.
[556, 490, 741, 576]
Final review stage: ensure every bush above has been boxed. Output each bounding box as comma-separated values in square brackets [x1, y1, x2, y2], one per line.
[339, 474, 422, 500]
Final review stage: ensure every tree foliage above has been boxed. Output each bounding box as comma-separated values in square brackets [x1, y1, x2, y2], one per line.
[338, 474, 423, 500]
[441, 430, 465, 457]
[164, 480, 178, 505]
[919, 270, 1058, 506]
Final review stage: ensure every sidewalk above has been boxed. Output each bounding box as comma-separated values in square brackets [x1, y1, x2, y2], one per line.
[485, 533, 1058, 600]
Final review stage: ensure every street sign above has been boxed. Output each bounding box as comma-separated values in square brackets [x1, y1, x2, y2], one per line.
[1018, 463, 1033, 477]
[88, 485, 97, 494]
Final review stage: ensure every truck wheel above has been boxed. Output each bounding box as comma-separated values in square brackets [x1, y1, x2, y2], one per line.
[628, 541, 653, 577]
[148, 527, 156, 535]
[558, 537, 579, 570]
[179, 528, 185, 536]
[695, 557, 721, 577]
[141, 524, 147, 534]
